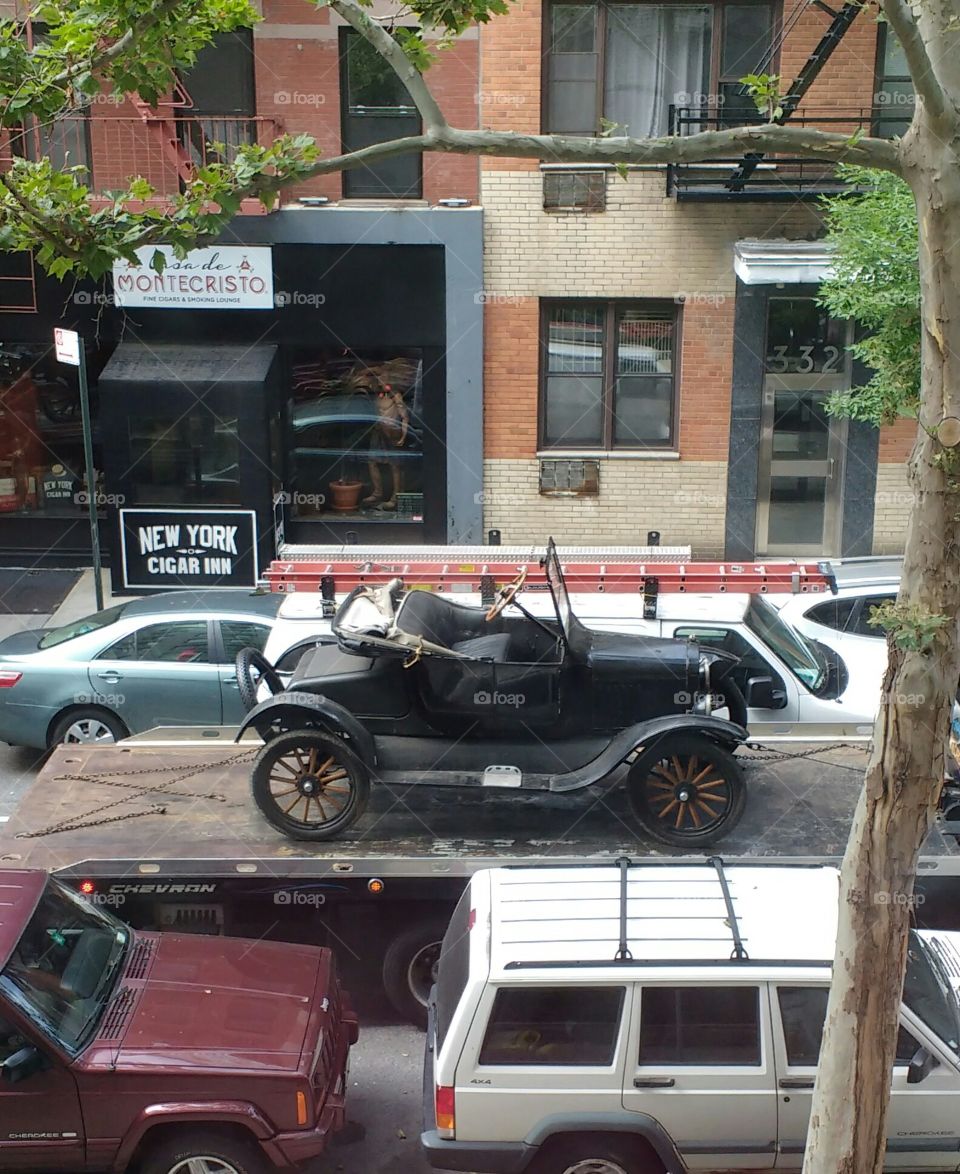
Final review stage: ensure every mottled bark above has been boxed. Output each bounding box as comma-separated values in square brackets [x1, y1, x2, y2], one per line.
[803, 106, 960, 1173]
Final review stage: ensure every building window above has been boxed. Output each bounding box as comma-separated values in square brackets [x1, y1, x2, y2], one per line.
[340, 30, 422, 198]
[285, 350, 425, 522]
[14, 24, 91, 174]
[544, 0, 776, 137]
[540, 301, 677, 450]
[0, 345, 104, 518]
[873, 25, 913, 138]
[127, 410, 241, 506]
[179, 30, 258, 159]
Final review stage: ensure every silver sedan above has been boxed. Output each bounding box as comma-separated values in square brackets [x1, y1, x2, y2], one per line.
[0, 591, 281, 749]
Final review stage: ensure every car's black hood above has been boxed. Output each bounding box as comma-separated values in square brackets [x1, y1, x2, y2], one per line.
[0, 629, 43, 658]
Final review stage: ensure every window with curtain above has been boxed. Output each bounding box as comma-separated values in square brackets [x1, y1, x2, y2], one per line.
[540, 301, 678, 450]
[545, 1, 776, 137]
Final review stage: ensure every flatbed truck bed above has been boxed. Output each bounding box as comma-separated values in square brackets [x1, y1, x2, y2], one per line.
[2, 734, 958, 1021]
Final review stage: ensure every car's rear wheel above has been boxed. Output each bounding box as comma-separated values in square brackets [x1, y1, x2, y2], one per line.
[140, 1130, 266, 1174]
[251, 728, 369, 840]
[235, 647, 284, 713]
[529, 1135, 657, 1174]
[49, 707, 127, 747]
[627, 733, 746, 847]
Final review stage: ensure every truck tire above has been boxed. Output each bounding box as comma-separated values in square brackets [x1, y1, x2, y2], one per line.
[382, 918, 449, 1028]
[140, 1131, 267, 1174]
[49, 706, 127, 747]
[252, 728, 370, 840]
[528, 1134, 659, 1174]
[627, 733, 746, 847]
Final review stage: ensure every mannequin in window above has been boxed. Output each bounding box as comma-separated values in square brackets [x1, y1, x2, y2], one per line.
[363, 378, 410, 512]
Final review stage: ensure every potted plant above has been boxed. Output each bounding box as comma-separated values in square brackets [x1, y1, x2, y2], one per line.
[328, 473, 364, 512]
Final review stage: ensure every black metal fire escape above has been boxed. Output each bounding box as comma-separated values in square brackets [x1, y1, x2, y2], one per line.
[725, 0, 862, 192]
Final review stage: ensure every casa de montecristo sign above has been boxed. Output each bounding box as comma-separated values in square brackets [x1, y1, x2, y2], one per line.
[112, 245, 274, 310]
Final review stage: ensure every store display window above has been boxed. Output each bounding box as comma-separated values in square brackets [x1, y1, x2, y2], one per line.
[0, 346, 103, 517]
[285, 350, 425, 523]
[127, 409, 241, 505]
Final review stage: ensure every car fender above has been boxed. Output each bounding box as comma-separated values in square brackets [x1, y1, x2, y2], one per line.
[235, 692, 376, 766]
[523, 1112, 685, 1174]
[112, 1101, 279, 1173]
[549, 714, 746, 793]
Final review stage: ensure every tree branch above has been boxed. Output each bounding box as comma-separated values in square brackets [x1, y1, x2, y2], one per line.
[0, 171, 84, 261]
[326, 0, 448, 134]
[881, 0, 946, 121]
[51, 0, 192, 86]
[250, 121, 902, 189]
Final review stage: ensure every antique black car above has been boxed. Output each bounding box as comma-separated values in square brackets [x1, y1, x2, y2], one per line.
[235, 541, 749, 847]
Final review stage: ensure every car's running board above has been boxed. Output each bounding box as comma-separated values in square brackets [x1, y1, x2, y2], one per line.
[376, 769, 554, 792]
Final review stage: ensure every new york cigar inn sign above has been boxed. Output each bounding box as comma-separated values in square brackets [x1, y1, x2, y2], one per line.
[112, 246, 274, 310]
[120, 509, 259, 590]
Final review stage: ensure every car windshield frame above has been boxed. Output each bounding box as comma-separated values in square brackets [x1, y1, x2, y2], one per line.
[745, 595, 826, 692]
[38, 604, 128, 650]
[904, 931, 960, 1057]
[0, 877, 129, 1055]
[542, 539, 573, 648]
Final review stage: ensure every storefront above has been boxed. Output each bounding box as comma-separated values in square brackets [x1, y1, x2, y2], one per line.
[0, 207, 484, 575]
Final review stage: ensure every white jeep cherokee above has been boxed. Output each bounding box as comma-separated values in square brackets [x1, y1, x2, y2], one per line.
[421, 861, 960, 1174]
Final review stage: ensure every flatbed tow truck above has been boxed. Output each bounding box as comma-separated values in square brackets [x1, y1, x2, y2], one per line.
[1, 728, 958, 1023]
[1, 545, 957, 1021]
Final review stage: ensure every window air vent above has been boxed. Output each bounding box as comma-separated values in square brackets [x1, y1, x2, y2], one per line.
[539, 459, 600, 497]
[543, 170, 606, 212]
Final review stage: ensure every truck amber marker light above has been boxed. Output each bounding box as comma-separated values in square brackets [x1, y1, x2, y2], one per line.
[296, 1090, 308, 1126]
[436, 1085, 455, 1135]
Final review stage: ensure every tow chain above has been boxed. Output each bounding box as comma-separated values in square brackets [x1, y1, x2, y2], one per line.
[18, 750, 258, 838]
[742, 742, 869, 772]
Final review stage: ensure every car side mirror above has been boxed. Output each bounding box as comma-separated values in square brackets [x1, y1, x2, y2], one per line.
[2, 1045, 43, 1084]
[745, 675, 786, 710]
[907, 1046, 938, 1084]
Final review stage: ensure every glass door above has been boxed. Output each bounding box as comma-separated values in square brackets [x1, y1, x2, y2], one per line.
[756, 299, 850, 557]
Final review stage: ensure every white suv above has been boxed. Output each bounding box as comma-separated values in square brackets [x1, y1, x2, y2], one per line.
[421, 861, 960, 1174]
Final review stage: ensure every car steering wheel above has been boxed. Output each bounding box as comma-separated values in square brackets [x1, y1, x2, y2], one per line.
[485, 567, 527, 621]
[235, 647, 285, 713]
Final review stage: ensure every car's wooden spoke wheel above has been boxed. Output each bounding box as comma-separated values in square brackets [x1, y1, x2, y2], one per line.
[627, 733, 746, 847]
[251, 729, 370, 841]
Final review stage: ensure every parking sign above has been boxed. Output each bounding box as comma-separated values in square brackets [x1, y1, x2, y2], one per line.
[54, 327, 81, 366]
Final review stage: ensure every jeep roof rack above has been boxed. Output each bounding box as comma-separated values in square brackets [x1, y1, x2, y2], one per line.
[490, 860, 838, 974]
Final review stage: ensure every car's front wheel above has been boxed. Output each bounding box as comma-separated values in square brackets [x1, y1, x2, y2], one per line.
[49, 707, 127, 748]
[251, 728, 370, 840]
[140, 1130, 266, 1174]
[627, 733, 746, 847]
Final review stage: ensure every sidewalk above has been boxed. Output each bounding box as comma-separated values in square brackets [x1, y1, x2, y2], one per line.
[46, 568, 136, 627]
[0, 568, 135, 641]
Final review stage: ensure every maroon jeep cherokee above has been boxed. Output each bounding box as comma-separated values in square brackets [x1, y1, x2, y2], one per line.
[0, 870, 358, 1174]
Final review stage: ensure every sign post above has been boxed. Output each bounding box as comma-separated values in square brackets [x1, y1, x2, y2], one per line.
[54, 327, 103, 611]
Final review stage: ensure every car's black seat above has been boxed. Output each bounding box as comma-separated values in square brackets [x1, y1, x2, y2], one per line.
[395, 591, 511, 661]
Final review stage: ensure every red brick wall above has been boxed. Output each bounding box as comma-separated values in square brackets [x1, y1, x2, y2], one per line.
[485, 298, 540, 457]
[478, 0, 543, 172]
[677, 299, 735, 460]
[76, 5, 478, 204]
[878, 417, 917, 463]
[485, 298, 735, 460]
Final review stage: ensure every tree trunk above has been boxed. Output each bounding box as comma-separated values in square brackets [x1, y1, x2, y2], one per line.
[803, 117, 960, 1173]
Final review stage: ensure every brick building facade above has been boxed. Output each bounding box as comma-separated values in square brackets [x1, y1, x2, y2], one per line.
[0, 0, 915, 569]
[477, 0, 914, 557]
